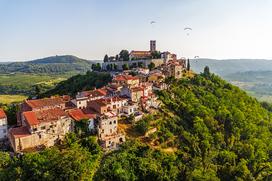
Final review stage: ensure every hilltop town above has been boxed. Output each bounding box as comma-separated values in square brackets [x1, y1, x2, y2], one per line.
[0, 40, 190, 153]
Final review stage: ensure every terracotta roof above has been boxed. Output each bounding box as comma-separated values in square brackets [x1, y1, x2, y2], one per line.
[25, 97, 65, 109]
[131, 87, 144, 92]
[167, 60, 182, 66]
[80, 89, 107, 98]
[97, 88, 107, 95]
[9, 126, 30, 138]
[130, 51, 151, 57]
[113, 75, 139, 81]
[89, 99, 108, 107]
[23, 108, 68, 126]
[68, 109, 95, 121]
[0, 108, 7, 119]
[104, 111, 117, 118]
[82, 107, 97, 115]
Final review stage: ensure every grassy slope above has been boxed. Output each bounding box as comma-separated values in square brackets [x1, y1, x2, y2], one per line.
[0, 73, 75, 96]
[0, 94, 28, 104]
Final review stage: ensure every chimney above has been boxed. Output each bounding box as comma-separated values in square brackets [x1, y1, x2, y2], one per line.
[150, 40, 156, 52]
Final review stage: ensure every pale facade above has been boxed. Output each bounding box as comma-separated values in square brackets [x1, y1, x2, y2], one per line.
[0, 109, 8, 140]
[9, 108, 73, 152]
[97, 114, 125, 150]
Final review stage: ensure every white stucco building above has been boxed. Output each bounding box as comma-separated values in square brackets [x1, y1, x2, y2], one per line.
[0, 109, 8, 140]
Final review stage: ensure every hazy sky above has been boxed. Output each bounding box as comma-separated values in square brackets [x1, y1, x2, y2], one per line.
[1, 0, 272, 61]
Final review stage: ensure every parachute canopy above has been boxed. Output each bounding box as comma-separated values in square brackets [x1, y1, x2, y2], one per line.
[184, 27, 192, 36]
[184, 27, 192, 31]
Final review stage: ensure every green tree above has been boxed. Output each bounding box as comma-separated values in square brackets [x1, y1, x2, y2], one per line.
[103, 54, 109, 62]
[115, 54, 119, 61]
[106, 64, 112, 71]
[148, 62, 155, 70]
[151, 51, 161, 59]
[119, 50, 130, 61]
[203, 66, 210, 76]
[113, 64, 118, 70]
[96, 63, 101, 71]
[122, 63, 129, 70]
[91, 64, 96, 71]
[187, 59, 190, 71]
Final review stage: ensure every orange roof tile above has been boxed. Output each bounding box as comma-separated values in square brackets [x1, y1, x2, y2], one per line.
[25, 97, 65, 109]
[131, 87, 144, 92]
[9, 126, 30, 138]
[130, 51, 151, 57]
[23, 108, 68, 126]
[68, 109, 94, 121]
[114, 75, 139, 81]
[80, 89, 107, 98]
[0, 108, 7, 119]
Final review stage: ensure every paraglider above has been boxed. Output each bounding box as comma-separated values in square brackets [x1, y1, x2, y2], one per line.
[150, 21, 156, 24]
[184, 27, 192, 36]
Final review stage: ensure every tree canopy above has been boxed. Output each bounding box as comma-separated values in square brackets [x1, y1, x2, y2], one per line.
[94, 72, 272, 180]
[119, 50, 130, 61]
[40, 71, 112, 97]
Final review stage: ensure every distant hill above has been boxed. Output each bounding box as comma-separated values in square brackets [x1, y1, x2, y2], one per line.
[28, 55, 91, 64]
[0, 55, 96, 74]
[191, 58, 272, 76]
[190, 59, 272, 102]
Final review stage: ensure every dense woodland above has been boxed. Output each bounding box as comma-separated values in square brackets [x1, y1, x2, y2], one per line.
[39, 71, 112, 98]
[1, 70, 272, 180]
[94, 71, 272, 180]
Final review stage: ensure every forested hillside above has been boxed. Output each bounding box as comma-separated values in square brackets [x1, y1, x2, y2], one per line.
[40, 71, 112, 97]
[1, 71, 272, 180]
[96, 71, 272, 180]
[0, 55, 94, 74]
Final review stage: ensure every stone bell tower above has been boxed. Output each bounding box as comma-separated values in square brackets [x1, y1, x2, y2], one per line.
[150, 40, 156, 52]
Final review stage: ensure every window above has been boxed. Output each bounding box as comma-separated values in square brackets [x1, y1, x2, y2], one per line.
[41, 126, 46, 130]
[109, 121, 112, 125]
[79, 101, 81, 104]
[33, 128, 37, 132]
[39, 134, 42, 139]
[113, 120, 116, 124]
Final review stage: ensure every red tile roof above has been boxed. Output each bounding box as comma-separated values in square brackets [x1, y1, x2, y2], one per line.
[9, 126, 30, 138]
[23, 108, 68, 126]
[25, 97, 65, 109]
[131, 87, 144, 92]
[167, 60, 182, 66]
[0, 108, 7, 119]
[68, 109, 95, 122]
[80, 89, 107, 98]
[130, 51, 151, 58]
[90, 99, 108, 107]
[113, 75, 139, 81]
